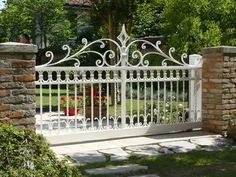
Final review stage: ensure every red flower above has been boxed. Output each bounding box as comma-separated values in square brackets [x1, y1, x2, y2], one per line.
[60, 96, 82, 108]
[60, 96, 66, 103]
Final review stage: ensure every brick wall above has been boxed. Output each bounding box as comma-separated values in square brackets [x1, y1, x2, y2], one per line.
[0, 42, 38, 129]
[202, 46, 236, 134]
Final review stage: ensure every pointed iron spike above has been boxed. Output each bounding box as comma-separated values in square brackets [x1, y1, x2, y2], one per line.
[117, 24, 129, 47]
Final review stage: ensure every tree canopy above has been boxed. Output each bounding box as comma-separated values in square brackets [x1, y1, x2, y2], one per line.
[0, 0, 72, 47]
[0, 0, 235, 55]
[159, 0, 236, 54]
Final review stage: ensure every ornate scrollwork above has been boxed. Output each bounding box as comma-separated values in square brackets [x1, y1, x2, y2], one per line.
[36, 25, 202, 68]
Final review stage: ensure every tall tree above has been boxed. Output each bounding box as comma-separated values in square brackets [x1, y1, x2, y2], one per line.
[90, 0, 140, 105]
[90, 0, 139, 39]
[0, 0, 72, 47]
[159, 0, 236, 55]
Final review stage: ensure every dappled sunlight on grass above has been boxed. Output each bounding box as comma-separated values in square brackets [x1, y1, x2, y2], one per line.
[78, 147, 236, 177]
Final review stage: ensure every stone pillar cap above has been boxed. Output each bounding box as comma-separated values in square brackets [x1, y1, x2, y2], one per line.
[0, 42, 38, 53]
[203, 46, 236, 55]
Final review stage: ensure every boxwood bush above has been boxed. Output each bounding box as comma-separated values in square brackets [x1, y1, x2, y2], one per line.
[0, 123, 80, 177]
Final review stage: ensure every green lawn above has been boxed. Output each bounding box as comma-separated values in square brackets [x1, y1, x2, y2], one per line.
[77, 147, 236, 177]
[36, 88, 187, 117]
[36, 88, 149, 114]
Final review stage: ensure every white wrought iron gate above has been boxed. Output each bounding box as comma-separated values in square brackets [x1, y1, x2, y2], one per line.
[35, 25, 202, 145]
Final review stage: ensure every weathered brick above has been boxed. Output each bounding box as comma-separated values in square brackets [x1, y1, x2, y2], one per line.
[11, 89, 35, 96]
[0, 90, 10, 97]
[15, 68, 35, 74]
[208, 110, 222, 115]
[0, 60, 11, 67]
[24, 110, 36, 118]
[25, 95, 35, 104]
[13, 74, 35, 82]
[0, 75, 13, 82]
[10, 104, 35, 111]
[0, 117, 10, 124]
[25, 82, 35, 89]
[0, 104, 10, 111]
[2, 111, 24, 119]
[0, 82, 25, 89]
[0, 68, 14, 75]
[10, 117, 35, 126]
[0, 95, 25, 104]
[12, 60, 35, 68]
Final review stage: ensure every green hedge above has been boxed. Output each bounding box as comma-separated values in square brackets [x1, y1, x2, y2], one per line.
[0, 123, 80, 177]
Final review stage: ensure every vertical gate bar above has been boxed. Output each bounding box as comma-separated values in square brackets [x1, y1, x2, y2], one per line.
[75, 82, 78, 128]
[176, 70, 180, 122]
[91, 83, 94, 128]
[157, 71, 160, 123]
[106, 82, 109, 128]
[48, 71, 52, 131]
[82, 72, 86, 119]
[120, 50, 127, 128]
[164, 71, 167, 123]
[49, 72, 52, 114]
[151, 70, 154, 124]
[91, 71, 94, 125]
[137, 80, 140, 125]
[182, 70, 185, 123]
[99, 81, 102, 120]
[83, 81, 86, 130]
[57, 82, 61, 131]
[39, 76, 43, 133]
[130, 81, 133, 125]
[66, 83, 69, 119]
[114, 77, 117, 121]
[144, 80, 147, 125]
[49, 82, 52, 126]
[170, 80, 173, 122]
[170, 69, 173, 122]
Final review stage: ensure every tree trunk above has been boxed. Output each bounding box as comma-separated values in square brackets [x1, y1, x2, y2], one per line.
[108, 13, 117, 106]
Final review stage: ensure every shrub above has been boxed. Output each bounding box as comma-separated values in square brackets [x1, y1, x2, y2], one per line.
[227, 112, 236, 140]
[0, 123, 81, 177]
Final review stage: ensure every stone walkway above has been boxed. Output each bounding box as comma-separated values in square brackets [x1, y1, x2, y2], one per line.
[51, 131, 235, 176]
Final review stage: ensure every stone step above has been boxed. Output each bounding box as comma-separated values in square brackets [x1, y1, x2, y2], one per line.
[98, 148, 129, 161]
[69, 151, 106, 164]
[85, 164, 148, 175]
[128, 175, 160, 177]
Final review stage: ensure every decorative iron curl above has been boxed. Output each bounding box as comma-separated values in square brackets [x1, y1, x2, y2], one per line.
[36, 24, 199, 68]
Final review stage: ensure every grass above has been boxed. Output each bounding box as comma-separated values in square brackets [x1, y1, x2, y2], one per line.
[36, 88, 148, 114]
[76, 147, 236, 177]
[36, 88, 188, 117]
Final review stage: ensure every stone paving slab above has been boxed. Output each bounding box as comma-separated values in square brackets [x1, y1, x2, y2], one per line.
[159, 140, 199, 153]
[69, 151, 106, 164]
[125, 144, 166, 156]
[190, 137, 233, 147]
[98, 148, 129, 161]
[128, 175, 160, 177]
[51, 131, 219, 155]
[85, 164, 148, 175]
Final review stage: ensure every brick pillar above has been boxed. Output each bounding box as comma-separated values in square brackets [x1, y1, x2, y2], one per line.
[0, 42, 38, 129]
[202, 46, 236, 134]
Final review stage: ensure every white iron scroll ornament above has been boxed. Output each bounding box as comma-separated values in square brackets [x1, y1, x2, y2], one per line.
[37, 25, 202, 68]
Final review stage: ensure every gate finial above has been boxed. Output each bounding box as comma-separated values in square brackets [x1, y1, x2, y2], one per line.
[117, 24, 129, 47]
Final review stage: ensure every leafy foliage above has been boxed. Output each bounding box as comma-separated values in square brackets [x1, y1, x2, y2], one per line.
[0, 0, 72, 47]
[132, 0, 159, 37]
[0, 123, 80, 177]
[159, 0, 236, 55]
